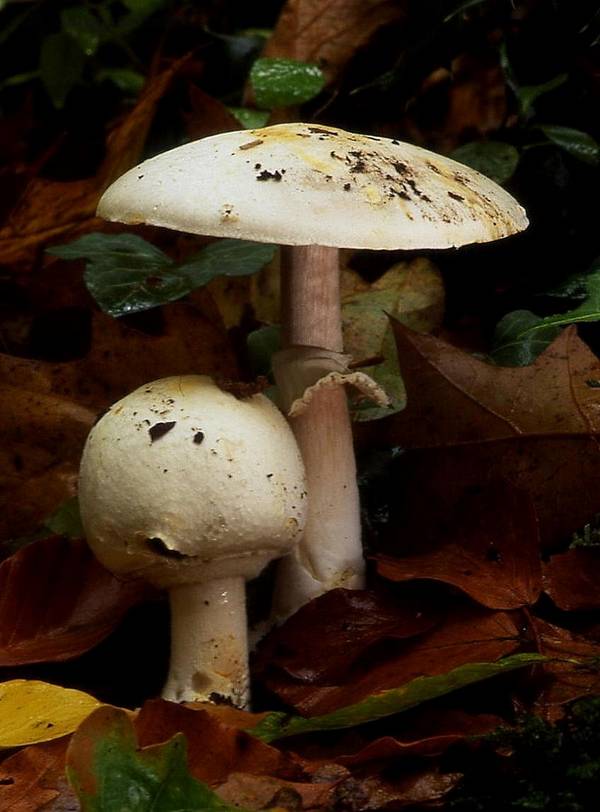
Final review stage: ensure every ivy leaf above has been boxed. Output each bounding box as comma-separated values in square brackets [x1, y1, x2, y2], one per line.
[252, 654, 546, 742]
[539, 125, 600, 166]
[491, 310, 562, 367]
[516, 74, 567, 117]
[96, 67, 145, 95]
[67, 706, 242, 812]
[228, 106, 270, 129]
[247, 325, 281, 379]
[40, 32, 85, 108]
[48, 233, 276, 317]
[450, 142, 520, 185]
[61, 6, 103, 56]
[250, 57, 325, 109]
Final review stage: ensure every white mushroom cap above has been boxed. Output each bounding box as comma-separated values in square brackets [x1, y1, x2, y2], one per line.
[78, 376, 307, 588]
[97, 122, 528, 250]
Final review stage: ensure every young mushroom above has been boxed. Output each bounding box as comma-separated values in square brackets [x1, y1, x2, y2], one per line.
[78, 375, 306, 707]
[96, 123, 528, 621]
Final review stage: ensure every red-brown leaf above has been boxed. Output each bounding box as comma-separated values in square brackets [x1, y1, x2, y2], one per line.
[377, 483, 542, 609]
[0, 738, 72, 812]
[0, 537, 150, 665]
[258, 603, 521, 715]
[543, 548, 600, 611]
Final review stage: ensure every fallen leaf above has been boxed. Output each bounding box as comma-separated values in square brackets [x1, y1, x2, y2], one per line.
[0, 738, 73, 812]
[67, 706, 241, 811]
[367, 324, 600, 552]
[0, 57, 189, 268]
[0, 298, 235, 541]
[353, 769, 462, 810]
[254, 589, 438, 686]
[377, 482, 542, 610]
[542, 548, 600, 611]
[0, 680, 101, 748]
[215, 773, 334, 811]
[528, 619, 600, 721]
[0, 537, 150, 665]
[134, 699, 300, 787]
[253, 653, 542, 741]
[262, 0, 407, 86]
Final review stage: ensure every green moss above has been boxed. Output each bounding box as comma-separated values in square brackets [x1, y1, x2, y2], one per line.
[450, 697, 600, 812]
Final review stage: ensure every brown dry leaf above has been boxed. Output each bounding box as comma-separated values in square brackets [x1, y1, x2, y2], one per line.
[377, 482, 542, 610]
[0, 56, 189, 268]
[290, 708, 502, 766]
[257, 602, 520, 716]
[403, 52, 508, 153]
[0, 537, 150, 665]
[216, 773, 336, 810]
[528, 618, 600, 721]
[542, 548, 600, 611]
[253, 588, 439, 687]
[0, 298, 235, 541]
[353, 769, 462, 810]
[263, 0, 407, 85]
[367, 324, 600, 552]
[134, 699, 300, 787]
[0, 738, 73, 812]
[185, 84, 242, 141]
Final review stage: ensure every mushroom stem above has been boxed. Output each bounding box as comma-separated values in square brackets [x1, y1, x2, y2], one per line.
[163, 576, 249, 708]
[273, 245, 365, 619]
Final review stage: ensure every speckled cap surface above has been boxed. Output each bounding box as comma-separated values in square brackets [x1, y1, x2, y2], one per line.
[97, 123, 528, 250]
[78, 376, 307, 588]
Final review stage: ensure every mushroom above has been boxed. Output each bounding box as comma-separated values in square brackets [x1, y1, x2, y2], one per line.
[78, 375, 306, 707]
[96, 123, 528, 620]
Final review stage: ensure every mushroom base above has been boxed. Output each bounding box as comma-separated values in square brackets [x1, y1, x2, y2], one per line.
[163, 576, 249, 708]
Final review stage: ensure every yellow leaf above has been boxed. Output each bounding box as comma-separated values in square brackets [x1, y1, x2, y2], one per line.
[0, 680, 102, 748]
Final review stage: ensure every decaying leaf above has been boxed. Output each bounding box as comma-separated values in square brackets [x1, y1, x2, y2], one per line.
[377, 482, 542, 610]
[262, 0, 407, 86]
[0, 57, 189, 268]
[0, 537, 150, 666]
[543, 548, 600, 611]
[0, 738, 73, 812]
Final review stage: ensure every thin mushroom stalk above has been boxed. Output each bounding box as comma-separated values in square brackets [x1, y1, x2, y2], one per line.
[272, 245, 364, 618]
[95, 122, 528, 621]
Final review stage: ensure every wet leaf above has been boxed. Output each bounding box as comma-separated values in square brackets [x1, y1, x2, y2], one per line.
[377, 482, 542, 609]
[49, 233, 276, 317]
[543, 549, 600, 611]
[0, 680, 101, 748]
[373, 324, 600, 552]
[263, 0, 406, 86]
[67, 706, 243, 811]
[252, 654, 545, 742]
[256, 603, 523, 716]
[0, 537, 150, 665]
[250, 57, 324, 109]
[491, 310, 562, 366]
[39, 32, 85, 109]
[0, 57, 187, 267]
[450, 141, 520, 184]
[540, 124, 600, 166]
[492, 272, 600, 366]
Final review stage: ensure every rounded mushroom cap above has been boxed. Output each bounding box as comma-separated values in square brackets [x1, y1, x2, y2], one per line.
[98, 123, 527, 250]
[79, 376, 307, 588]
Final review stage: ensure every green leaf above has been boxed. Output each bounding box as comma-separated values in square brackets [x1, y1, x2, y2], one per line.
[48, 233, 276, 317]
[517, 73, 567, 117]
[117, 0, 167, 36]
[351, 325, 405, 421]
[45, 497, 83, 538]
[250, 57, 325, 109]
[539, 125, 600, 166]
[493, 270, 600, 366]
[228, 106, 270, 129]
[491, 310, 562, 367]
[451, 141, 520, 184]
[40, 32, 85, 108]
[252, 654, 547, 743]
[67, 706, 242, 812]
[61, 6, 103, 56]
[96, 67, 145, 94]
[247, 325, 281, 378]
